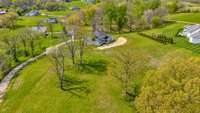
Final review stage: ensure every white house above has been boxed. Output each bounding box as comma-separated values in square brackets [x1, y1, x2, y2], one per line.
[180, 24, 200, 44]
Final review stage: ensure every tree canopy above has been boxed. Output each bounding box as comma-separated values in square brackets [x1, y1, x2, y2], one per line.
[135, 52, 200, 113]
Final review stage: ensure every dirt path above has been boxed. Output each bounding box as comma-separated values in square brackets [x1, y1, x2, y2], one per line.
[97, 37, 127, 50]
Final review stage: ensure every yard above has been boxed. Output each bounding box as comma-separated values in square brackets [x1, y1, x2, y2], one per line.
[0, 32, 189, 113]
[143, 23, 200, 54]
[0, 1, 200, 113]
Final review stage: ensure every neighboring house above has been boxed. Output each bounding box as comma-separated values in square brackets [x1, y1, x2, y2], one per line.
[93, 31, 113, 46]
[25, 10, 40, 16]
[0, 10, 6, 15]
[30, 26, 47, 33]
[81, 0, 96, 4]
[70, 6, 80, 11]
[46, 17, 57, 23]
[180, 24, 200, 44]
[65, 0, 71, 2]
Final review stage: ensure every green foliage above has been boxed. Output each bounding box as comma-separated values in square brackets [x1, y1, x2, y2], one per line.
[166, 0, 179, 13]
[152, 16, 161, 27]
[115, 4, 127, 33]
[0, 12, 18, 28]
[135, 52, 200, 113]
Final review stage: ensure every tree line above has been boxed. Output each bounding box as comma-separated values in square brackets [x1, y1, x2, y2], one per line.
[0, 28, 44, 80]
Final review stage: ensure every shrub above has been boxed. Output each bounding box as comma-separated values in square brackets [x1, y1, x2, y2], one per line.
[152, 16, 161, 27]
[138, 32, 174, 44]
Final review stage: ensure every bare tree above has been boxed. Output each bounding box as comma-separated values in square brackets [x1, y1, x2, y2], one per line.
[64, 13, 82, 65]
[75, 27, 88, 66]
[109, 49, 149, 98]
[92, 7, 104, 32]
[49, 47, 89, 97]
[49, 47, 65, 90]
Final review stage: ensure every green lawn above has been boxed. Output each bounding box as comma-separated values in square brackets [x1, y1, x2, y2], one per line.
[0, 33, 188, 113]
[41, 0, 86, 16]
[167, 13, 200, 23]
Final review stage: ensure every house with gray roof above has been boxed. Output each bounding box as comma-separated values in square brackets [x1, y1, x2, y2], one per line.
[180, 24, 200, 44]
[93, 31, 113, 46]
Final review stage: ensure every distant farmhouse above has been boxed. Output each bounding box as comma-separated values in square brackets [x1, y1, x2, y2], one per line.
[81, 0, 96, 4]
[180, 24, 200, 44]
[25, 10, 40, 16]
[46, 17, 57, 23]
[93, 31, 113, 46]
[70, 6, 80, 11]
[0, 10, 6, 15]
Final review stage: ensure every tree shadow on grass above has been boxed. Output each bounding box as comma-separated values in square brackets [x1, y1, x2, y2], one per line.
[61, 76, 90, 98]
[79, 59, 108, 75]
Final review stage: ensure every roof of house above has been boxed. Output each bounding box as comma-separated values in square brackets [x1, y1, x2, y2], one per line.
[26, 10, 40, 16]
[191, 31, 200, 39]
[94, 31, 107, 38]
[184, 24, 200, 33]
[31, 26, 47, 33]
[47, 17, 57, 23]
[70, 6, 80, 10]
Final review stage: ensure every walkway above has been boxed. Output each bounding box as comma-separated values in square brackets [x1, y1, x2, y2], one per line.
[0, 40, 70, 103]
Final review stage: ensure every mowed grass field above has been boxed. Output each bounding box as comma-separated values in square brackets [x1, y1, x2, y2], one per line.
[167, 13, 200, 23]
[0, 33, 188, 113]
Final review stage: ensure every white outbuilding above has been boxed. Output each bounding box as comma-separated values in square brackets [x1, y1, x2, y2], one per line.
[180, 24, 200, 44]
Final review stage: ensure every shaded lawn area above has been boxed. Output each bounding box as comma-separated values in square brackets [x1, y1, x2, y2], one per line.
[143, 23, 200, 55]
[167, 13, 200, 23]
[0, 33, 188, 113]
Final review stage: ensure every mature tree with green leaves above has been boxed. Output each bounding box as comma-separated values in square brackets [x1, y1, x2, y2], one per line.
[102, 0, 117, 32]
[115, 4, 127, 33]
[135, 52, 200, 113]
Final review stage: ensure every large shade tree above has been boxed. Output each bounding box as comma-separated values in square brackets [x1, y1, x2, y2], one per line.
[135, 52, 200, 113]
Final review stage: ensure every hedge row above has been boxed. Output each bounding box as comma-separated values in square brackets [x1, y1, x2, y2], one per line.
[138, 32, 174, 44]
